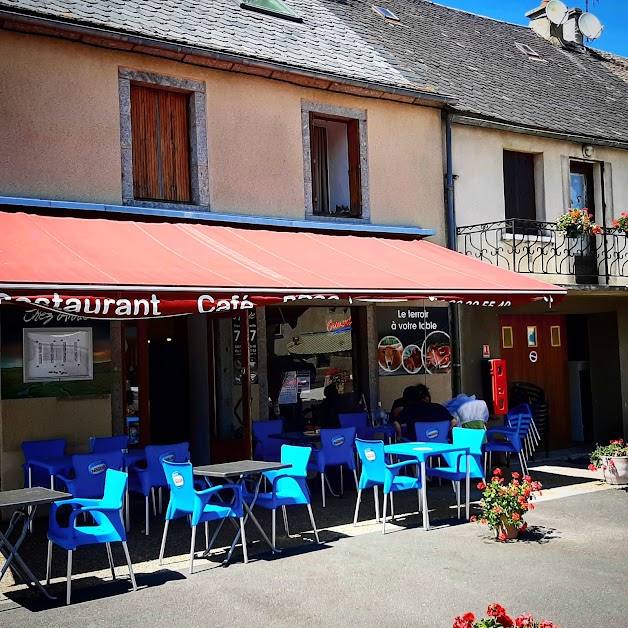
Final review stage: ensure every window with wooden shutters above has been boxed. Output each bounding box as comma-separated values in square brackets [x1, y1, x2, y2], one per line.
[305, 105, 367, 219]
[130, 85, 191, 203]
[503, 150, 537, 232]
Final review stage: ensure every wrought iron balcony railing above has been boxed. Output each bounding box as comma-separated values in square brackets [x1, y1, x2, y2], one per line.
[456, 219, 628, 285]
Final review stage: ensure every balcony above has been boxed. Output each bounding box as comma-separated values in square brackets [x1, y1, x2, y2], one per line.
[456, 219, 628, 287]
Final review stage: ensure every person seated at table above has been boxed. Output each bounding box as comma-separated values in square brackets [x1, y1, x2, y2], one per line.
[390, 385, 415, 421]
[318, 383, 342, 429]
[393, 384, 457, 439]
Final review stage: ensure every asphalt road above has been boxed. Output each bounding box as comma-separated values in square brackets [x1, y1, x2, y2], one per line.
[1, 488, 626, 628]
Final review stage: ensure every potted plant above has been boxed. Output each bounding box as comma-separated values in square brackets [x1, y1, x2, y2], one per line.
[555, 207, 602, 238]
[588, 439, 628, 485]
[453, 603, 560, 627]
[612, 212, 628, 233]
[470, 468, 542, 541]
[556, 208, 601, 283]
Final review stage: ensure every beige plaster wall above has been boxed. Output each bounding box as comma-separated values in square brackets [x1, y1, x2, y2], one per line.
[1, 396, 112, 491]
[452, 124, 628, 227]
[0, 31, 445, 239]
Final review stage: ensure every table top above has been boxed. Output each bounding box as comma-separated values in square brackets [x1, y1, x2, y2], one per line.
[0, 487, 72, 510]
[385, 442, 470, 462]
[193, 460, 291, 478]
[26, 456, 73, 472]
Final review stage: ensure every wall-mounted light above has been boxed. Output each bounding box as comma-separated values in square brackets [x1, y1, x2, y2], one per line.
[582, 144, 594, 158]
[166, 337, 172, 342]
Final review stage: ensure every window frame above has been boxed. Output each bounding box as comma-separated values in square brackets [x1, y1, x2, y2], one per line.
[301, 101, 370, 222]
[119, 68, 209, 210]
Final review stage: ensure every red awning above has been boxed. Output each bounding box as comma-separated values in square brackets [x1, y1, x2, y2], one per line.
[0, 211, 565, 318]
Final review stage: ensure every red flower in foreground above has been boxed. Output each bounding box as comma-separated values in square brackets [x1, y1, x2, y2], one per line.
[487, 603, 508, 617]
[511, 471, 520, 479]
[498, 532, 507, 542]
[477, 481, 486, 490]
[470, 515, 477, 522]
[538, 622, 559, 628]
[453, 612, 475, 628]
[520, 522, 528, 532]
[588, 464, 597, 471]
[493, 468, 503, 476]
[481, 518, 488, 525]
[512, 513, 521, 521]
[515, 613, 534, 627]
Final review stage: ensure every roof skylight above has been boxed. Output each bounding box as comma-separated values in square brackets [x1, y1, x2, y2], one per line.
[515, 42, 541, 58]
[240, 0, 302, 23]
[373, 6, 401, 22]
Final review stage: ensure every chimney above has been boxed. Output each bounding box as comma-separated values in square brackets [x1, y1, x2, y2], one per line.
[526, 3, 584, 47]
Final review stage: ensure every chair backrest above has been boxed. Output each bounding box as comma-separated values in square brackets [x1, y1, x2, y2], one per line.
[162, 460, 196, 515]
[90, 435, 129, 453]
[445, 427, 485, 478]
[505, 404, 533, 427]
[414, 421, 451, 443]
[69, 451, 124, 498]
[22, 438, 66, 460]
[280, 445, 312, 477]
[252, 419, 284, 461]
[145, 442, 191, 486]
[338, 412, 368, 430]
[355, 438, 386, 484]
[318, 427, 357, 467]
[100, 468, 128, 511]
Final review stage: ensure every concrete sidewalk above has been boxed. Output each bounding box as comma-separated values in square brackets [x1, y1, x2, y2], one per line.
[1, 481, 626, 627]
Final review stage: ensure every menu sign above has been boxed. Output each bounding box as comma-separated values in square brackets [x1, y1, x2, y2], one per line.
[376, 306, 451, 376]
[232, 310, 258, 384]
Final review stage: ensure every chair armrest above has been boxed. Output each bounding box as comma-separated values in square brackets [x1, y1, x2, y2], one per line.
[196, 483, 243, 510]
[270, 473, 302, 492]
[50, 498, 101, 525]
[55, 473, 73, 485]
[385, 460, 418, 477]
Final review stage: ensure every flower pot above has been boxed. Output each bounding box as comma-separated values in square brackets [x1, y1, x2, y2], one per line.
[602, 456, 628, 485]
[496, 517, 519, 540]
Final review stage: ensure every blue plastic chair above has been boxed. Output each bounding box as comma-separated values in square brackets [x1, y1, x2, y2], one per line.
[46, 469, 137, 605]
[353, 438, 423, 534]
[90, 435, 129, 453]
[56, 451, 124, 499]
[307, 427, 358, 507]
[338, 412, 370, 439]
[128, 442, 190, 535]
[252, 419, 285, 462]
[159, 461, 247, 573]
[427, 427, 486, 519]
[484, 413, 530, 476]
[413, 420, 451, 443]
[22, 438, 67, 489]
[249, 445, 320, 548]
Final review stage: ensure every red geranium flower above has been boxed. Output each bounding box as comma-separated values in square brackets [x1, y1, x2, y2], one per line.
[512, 512, 521, 521]
[520, 522, 528, 532]
[515, 613, 534, 627]
[498, 532, 507, 541]
[453, 612, 475, 628]
[487, 604, 508, 617]
[470, 515, 477, 522]
[511, 471, 520, 479]
[588, 464, 597, 471]
[493, 468, 502, 476]
[477, 481, 486, 490]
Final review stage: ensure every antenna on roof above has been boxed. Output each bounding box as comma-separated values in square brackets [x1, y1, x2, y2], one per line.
[578, 12, 604, 40]
[545, 0, 568, 25]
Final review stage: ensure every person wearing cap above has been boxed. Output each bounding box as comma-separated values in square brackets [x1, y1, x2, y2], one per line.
[392, 384, 456, 439]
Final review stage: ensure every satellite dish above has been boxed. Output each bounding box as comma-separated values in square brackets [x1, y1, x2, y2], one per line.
[546, 0, 568, 25]
[579, 12, 604, 40]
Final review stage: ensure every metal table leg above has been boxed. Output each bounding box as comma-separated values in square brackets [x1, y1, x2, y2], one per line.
[465, 451, 471, 521]
[421, 461, 430, 531]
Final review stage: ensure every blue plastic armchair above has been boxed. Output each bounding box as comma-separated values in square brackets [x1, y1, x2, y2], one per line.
[249, 445, 320, 548]
[413, 420, 451, 443]
[483, 413, 530, 476]
[90, 435, 129, 453]
[56, 451, 124, 499]
[427, 427, 485, 519]
[159, 461, 247, 573]
[46, 469, 136, 605]
[128, 442, 190, 535]
[307, 427, 358, 507]
[22, 438, 67, 489]
[338, 412, 369, 439]
[252, 419, 286, 462]
[353, 438, 423, 534]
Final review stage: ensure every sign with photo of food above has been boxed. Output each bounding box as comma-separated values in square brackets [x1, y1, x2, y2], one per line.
[376, 307, 451, 376]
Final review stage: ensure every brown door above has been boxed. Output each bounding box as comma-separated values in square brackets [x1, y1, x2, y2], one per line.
[500, 315, 570, 448]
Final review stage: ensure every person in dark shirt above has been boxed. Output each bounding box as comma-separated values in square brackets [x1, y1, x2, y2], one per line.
[319, 383, 342, 429]
[393, 384, 456, 440]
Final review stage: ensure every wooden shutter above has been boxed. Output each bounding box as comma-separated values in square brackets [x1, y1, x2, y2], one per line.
[310, 116, 329, 214]
[347, 119, 362, 217]
[131, 85, 191, 203]
[503, 150, 536, 222]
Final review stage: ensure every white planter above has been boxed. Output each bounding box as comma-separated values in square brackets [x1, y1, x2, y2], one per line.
[602, 456, 628, 485]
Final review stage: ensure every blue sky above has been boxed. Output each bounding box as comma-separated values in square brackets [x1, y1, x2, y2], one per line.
[434, 1, 628, 57]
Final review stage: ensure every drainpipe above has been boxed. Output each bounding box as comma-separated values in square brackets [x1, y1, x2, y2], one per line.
[445, 113, 462, 395]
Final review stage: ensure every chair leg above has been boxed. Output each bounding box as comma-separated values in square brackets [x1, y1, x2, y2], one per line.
[456, 482, 461, 519]
[417, 489, 423, 513]
[282, 505, 290, 537]
[159, 520, 169, 566]
[159, 487, 163, 514]
[145, 496, 149, 536]
[189, 525, 197, 575]
[121, 541, 137, 592]
[451, 480, 457, 494]
[353, 470, 359, 491]
[306, 504, 320, 544]
[240, 517, 249, 564]
[374, 485, 381, 522]
[321, 473, 326, 508]
[151, 488, 157, 517]
[271, 509, 276, 549]
[46, 540, 53, 585]
[106, 542, 116, 580]
[390, 492, 395, 520]
[340, 466, 344, 497]
[353, 489, 362, 526]
[66, 550, 72, 605]
[205, 521, 209, 549]
[382, 491, 388, 535]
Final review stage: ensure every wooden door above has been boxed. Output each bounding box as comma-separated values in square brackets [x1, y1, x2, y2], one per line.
[500, 315, 570, 448]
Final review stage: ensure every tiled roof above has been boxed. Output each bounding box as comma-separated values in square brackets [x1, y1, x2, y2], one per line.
[0, 0, 445, 97]
[319, 1, 628, 143]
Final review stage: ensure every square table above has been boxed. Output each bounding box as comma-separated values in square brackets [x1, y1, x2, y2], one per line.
[384, 442, 470, 530]
[0, 487, 71, 598]
[193, 460, 290, 564]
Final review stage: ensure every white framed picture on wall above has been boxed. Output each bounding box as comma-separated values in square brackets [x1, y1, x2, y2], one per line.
[23, 327, 93, 382]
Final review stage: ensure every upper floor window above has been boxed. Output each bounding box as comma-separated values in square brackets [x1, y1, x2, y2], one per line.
[503, 150, 537, 223]
[131, 85, 191, 203]
[570, 161, 595, 219]
[302, 102, 370, 220]
[119, 69, 209, 209]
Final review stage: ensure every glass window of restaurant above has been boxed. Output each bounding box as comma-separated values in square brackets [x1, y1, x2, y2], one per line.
[265, 305, 369, 431]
